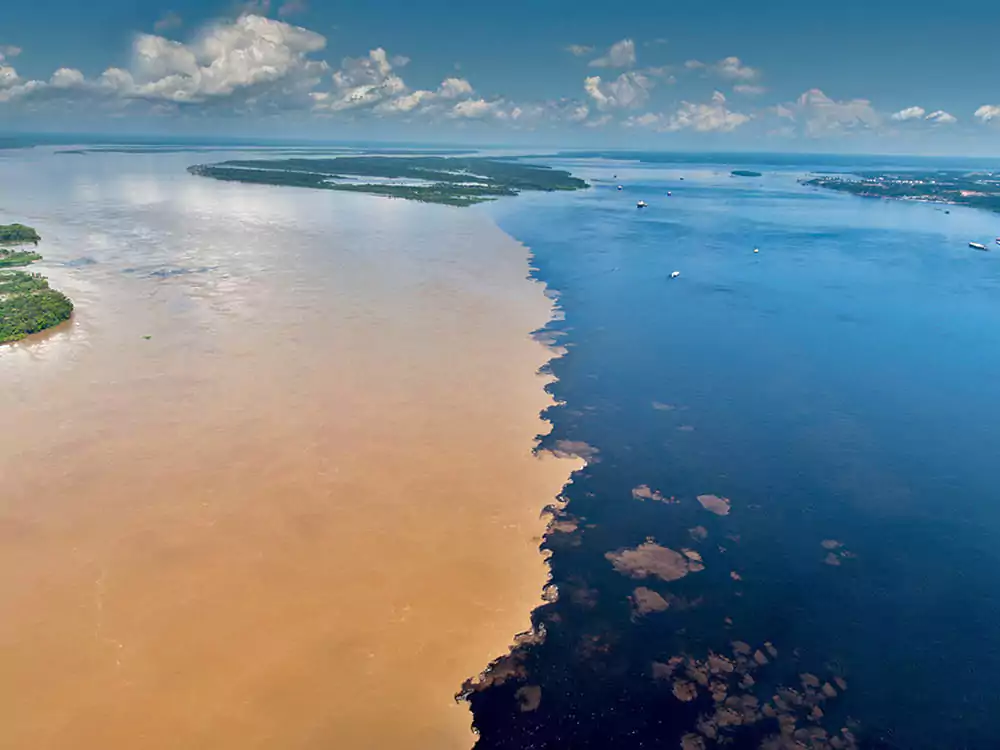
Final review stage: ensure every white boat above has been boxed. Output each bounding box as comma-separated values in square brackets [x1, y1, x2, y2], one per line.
[636, 200, 647, 208]
[995, 237, 1000, 246]
[970, 242, 989, 251]
[617, 185, 623, 191]
[670, 271, 680, 279]
[667, 191, 672, 196]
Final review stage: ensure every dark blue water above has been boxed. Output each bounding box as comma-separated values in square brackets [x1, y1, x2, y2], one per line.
[467, 157, 1000, 749]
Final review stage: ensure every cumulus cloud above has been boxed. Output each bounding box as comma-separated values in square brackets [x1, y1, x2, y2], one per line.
[776, 88, 880, 137]
[584, 71, 651, 110]
[0, 45, 22, 61]
[153, 12, 183, 33]
[733, 84, 765, 96]
[129, 14, 327, 103]
[565, 44, 594, 57]
[372, 76, 474, 115]
[589, 39, 636, 68]
[892, 106, 956, 125]
[975, 105, 1000, 123]
[714, 56, 758, 81]
[628, 91, 750, 133]
[891, 106, 925, 121]
[314, 47, 406, 111]
[925, 110, 957, 125]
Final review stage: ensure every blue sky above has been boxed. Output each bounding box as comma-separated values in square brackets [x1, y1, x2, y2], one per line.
[2, 0, 1000, 151]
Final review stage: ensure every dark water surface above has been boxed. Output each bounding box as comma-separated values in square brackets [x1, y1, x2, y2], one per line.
[468, 156, 1000, 749]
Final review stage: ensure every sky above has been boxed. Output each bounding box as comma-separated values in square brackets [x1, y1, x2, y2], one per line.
[2, 0, 1000, 152]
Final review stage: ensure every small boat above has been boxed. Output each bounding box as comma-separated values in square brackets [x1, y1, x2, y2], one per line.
[995, 237, 1000, 246]
[636, 200, 648, 208]
[670, 271, 681, 279]
[753, 248, 759, 253]
[667, 191, 672, 196]
[970, 242, 989, 251]
[617, 185, 623, 191]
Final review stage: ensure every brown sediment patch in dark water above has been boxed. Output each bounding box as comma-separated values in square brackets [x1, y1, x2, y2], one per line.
[632, 484, 676, 503]
[697, 494, 732, 516]
[630, 586, 670, 616]
[0, 171, 581, 749]
[606, 540, 706, 582]
[653, 644, 857, 749]
[549, 439, 600, 461]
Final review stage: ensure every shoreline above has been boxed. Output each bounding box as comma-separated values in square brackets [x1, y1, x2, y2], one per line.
[0, 172, 582, 749]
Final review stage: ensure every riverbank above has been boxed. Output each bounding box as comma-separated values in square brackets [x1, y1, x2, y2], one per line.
[0, 152, 580, 749]
[0, 223, 73, 343]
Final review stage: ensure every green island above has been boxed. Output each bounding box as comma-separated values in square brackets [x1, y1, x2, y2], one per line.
[731, 169, 763, 178]
[0, 223, 41, 243]
[803, 171, 1000, 214]
[187, 156, 589, 207]
[0, 224, 74, 344]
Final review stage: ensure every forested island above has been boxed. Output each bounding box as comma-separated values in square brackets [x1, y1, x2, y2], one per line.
[0, 223, 41, 243]
[804, 171, 1000, 214]
[731, 169, 763, 177]
[188, 156, 589, 207]
[0, 223, 73, 343]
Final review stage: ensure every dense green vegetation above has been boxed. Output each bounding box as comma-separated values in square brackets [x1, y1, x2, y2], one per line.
[0, 223, 41, 243]
[188, 156, 588, 206]
[804, 171, 1000, 214]
[0, 250, 43, 267]
[0, 270, 73, 342]
[731, 170, 763, 178]
[0, 222, 74, 343]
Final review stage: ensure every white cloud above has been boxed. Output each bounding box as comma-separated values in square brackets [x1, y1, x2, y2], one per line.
[714, 56, 758, 81]
[0, 64, 19, 88]
[892, 106, 956, 125]
[449, 98, 505, 119]
[626, 92, 750, 133]
[584, 71, 651, 110]
[733, 84, 765, 96]
[891, 106, 925, 121]
[684, 59, 704, 70]
[316, 47, 407, 111]
[130, 14, 327, 102]
[975, 105, 1000, 123]
[0, 45, 22, 61]
[371, 76, 473, 115]
[438, 76, 473, 99]
[565, 44, 594, 57]
[777, 88, 880, 137]
[589, 39, 636, 69]
[668, 91, 750, 132]
[924, 109, 956, 125]
[153, 12, 183, 33]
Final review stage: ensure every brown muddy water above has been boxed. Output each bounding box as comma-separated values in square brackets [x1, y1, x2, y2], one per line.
[0, 149, 578, 749]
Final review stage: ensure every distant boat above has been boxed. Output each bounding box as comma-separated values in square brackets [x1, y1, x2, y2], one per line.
[617, 185, 623, 191]
[970, 242, 989, 251]
[667, 191, 672, 196]
[753, 248, 759, 253]
[670, 271, 680, 279]
[636, 200, 648, 208]
[996, 237, 1000, 246]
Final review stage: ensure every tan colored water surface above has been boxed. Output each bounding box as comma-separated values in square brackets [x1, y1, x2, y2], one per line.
[0, 152, 577, 749]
